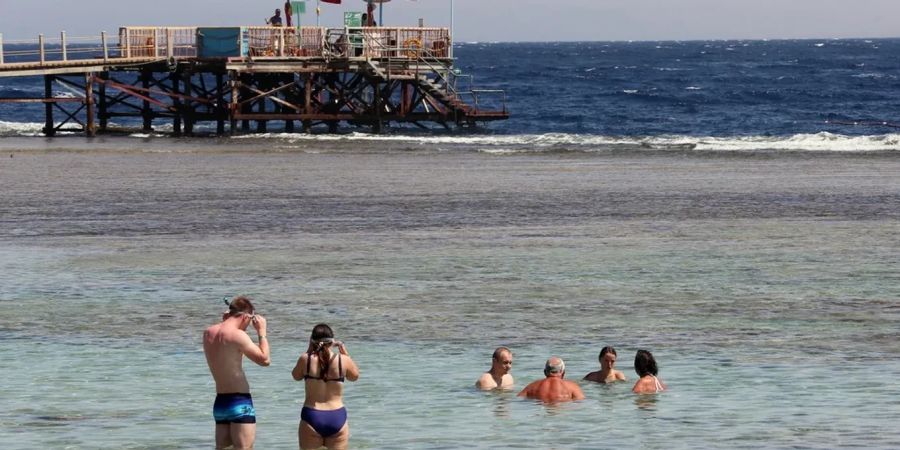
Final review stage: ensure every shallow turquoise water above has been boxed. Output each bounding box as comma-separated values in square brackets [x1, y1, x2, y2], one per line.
[1, 140, 899, 448]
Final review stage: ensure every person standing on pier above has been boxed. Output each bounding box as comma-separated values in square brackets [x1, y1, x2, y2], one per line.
[267, 8, 284, 26]
[203, 296, 271, 450]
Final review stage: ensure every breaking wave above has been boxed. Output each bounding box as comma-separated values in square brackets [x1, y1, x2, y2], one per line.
[2, 122, 900, 153]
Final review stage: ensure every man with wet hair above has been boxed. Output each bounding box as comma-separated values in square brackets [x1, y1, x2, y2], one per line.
[476, 347, 514, 390]
[518, 356, 585, 402]
[203, 296, 271, 450]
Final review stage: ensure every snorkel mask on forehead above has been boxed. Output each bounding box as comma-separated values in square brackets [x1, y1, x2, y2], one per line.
[223, 296, 257, 321]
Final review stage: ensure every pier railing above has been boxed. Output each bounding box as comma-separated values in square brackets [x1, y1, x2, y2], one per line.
[0, 27, 450, 68]
[0, 31, 119, 64]
[118, 27, 197, 58]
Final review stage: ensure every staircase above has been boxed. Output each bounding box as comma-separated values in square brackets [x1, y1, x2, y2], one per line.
[417, 75, 472, 116]
[364, 59, 508, 124]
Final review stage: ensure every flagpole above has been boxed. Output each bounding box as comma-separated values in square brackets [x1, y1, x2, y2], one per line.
[316, 0, 320, 26]
[450, 0, 454, 58]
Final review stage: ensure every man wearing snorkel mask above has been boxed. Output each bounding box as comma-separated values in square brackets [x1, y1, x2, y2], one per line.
[203, 296, 271, 450]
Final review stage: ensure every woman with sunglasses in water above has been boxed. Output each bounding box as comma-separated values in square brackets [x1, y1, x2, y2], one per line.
[292, 324, 359, 450]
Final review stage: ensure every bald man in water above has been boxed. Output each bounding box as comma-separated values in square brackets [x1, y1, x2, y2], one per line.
[518, 357, 585, 402]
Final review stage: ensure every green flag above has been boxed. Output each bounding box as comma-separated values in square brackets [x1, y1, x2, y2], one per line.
[292, 1, 305, 14]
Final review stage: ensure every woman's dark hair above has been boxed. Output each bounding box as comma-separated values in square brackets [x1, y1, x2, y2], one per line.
[599, 346, 617, 361]
[634, 349, 658, 377]
[310, 323, 335, 376]
[227, 296, 255, 317]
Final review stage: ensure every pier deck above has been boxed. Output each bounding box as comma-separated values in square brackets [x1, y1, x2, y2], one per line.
[0, 26, 508, 135]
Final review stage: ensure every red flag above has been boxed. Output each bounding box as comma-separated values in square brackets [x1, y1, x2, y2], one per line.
[321, 0, 341, 3]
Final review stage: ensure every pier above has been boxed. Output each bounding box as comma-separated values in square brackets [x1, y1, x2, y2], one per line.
[0, 26, 508, 136]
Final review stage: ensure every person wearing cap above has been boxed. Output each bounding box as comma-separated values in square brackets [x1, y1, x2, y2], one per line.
[476, 347, 514, 390]
[203, 295, 271, 450]
[518, 356, 585, 403]
[266, 8, 283, 26]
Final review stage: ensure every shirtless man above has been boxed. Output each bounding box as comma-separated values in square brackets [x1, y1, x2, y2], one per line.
[203, 296, 271, 450]
[266, 8, 283, 26]
[518, 357, 585, 402]
[476, 347, 514, 390]
[584, 346, 627, 383]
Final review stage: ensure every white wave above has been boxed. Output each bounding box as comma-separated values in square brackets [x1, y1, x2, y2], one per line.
[852, 73, 895, 80]
[3, 122, 899, 153]
[236, 131, 900, 152]
[687, 132, 900, 152]
[0, 120, 44, 136]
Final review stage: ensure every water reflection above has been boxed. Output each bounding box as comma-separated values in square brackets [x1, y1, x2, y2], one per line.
[634, 394, 660, 411]
[490, 391, 513, 419]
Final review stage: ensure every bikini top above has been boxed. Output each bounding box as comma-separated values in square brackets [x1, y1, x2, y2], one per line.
[304, 352, 345, 383]
[651, 375, 664, 393]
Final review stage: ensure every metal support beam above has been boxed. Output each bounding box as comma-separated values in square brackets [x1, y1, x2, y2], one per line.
[141, 69, 152, 131]
[85, 73, 96, 136]
[172, 73, 182, 135]
[216, 73, 226, 135]
[183, 71, 193, 135]
[98, 72, 108, 131]
[44, 76, 55, 136]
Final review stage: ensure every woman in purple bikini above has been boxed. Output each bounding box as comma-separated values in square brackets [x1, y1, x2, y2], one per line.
[292, 323, 360, 450]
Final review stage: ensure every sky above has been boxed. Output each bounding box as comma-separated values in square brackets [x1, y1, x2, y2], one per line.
[0, 0, 899, 42]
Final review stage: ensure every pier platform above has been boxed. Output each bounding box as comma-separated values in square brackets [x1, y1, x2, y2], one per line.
[0, 26, 508, 135]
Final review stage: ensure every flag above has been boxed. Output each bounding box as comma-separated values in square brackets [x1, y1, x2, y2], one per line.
[285, 1, 293, 27]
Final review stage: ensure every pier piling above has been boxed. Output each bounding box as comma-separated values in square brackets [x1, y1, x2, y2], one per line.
[85, 73, 95, 137]
[43, 76, 54, 136]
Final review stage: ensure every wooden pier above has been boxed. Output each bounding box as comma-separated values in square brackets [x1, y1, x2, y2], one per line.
[0, 26, 508, 136]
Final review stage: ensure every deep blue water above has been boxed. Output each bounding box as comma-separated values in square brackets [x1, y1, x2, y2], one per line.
[455, 39, 900, 136]
[3, 39, 900, 138]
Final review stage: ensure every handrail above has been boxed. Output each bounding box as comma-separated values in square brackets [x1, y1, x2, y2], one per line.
[0, 26, 454, 68]
[0, 32, 115, 65]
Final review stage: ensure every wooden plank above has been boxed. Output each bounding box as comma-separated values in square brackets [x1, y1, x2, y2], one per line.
[0, 66, 109, 78]
[0, 97, 83, 103]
